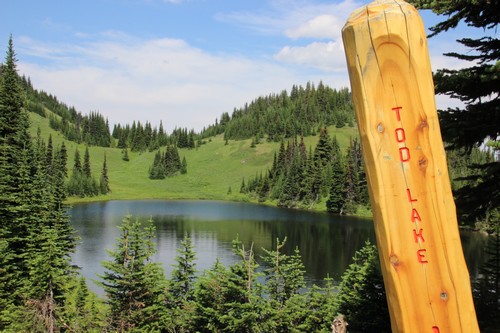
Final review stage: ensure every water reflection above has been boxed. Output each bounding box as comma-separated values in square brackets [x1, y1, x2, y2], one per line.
[69, 200, 488, 295]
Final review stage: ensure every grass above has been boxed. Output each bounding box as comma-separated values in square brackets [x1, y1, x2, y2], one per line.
[29, 112, 368, 216]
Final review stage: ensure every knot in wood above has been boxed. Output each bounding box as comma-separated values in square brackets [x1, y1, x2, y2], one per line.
[418, 119, 428, 130]
[418, 156, 428, 169]
[389, 254, 399, 267]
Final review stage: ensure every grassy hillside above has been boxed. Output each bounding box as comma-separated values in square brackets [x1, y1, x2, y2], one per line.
[29, 112, 360, 210]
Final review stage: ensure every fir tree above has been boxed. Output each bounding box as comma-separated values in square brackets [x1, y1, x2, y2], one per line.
[180, 156, 187, 174]
[121, 148, 129, 161]
[240, 177, 247, 193]
[83, 146, 91, 178]
[261, 238, 305, 306]
[327, 154, 346, 214]
[170, 234, 197, 304]
[0, 36, 34, 328]
[0, 38, 77, 330]
[99, 215, 168, 332]
[72, 148, 82, 174]
[193, 239, 263, 333]
[334, 241, 390, 333]
[343, 139, 359, 214]
[99, 153, 110, 195]
[149, 150, 165, 179]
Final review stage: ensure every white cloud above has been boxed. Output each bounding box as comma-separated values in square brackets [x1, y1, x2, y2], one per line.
[217, 0, 361, 37]
[17, 34, 302, 132]
[14, 0, 472, 134]
[217, 0, 360, 83]
[285, 14, 344, 39]
[274, 41, 346, 72]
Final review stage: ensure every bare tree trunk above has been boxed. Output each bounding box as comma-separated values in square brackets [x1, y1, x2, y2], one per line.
[48, 280, 54, 333]
[332, 314, 348, 333]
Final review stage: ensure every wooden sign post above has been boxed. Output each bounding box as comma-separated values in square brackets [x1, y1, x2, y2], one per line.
[342, 1, 479, 332]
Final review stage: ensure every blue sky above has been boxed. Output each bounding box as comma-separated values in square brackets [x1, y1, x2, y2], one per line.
[0, 0, 480, 131]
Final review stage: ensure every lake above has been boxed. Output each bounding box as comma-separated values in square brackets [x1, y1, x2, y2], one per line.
[69, 200, 489, 295]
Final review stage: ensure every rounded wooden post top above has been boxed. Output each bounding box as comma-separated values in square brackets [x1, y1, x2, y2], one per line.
[344, 0, 417, 27]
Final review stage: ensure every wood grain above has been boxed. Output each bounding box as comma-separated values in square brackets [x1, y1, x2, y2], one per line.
[342, 1, 479, 332]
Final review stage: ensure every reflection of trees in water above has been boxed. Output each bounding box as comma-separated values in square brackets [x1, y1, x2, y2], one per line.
[150, 211, 376, 287]
[461, 231, 490, 280]
[70, 200, 488, 292]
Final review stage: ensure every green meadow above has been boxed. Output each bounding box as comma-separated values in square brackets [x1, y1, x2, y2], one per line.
[29, 112, 361, 212]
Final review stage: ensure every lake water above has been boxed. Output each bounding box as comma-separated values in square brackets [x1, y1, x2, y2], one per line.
[69, 200, 489, 295]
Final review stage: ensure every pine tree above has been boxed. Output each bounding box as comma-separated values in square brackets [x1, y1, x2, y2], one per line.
[121, 148, 129, 161]
[149, 150, 165, 179]
[170, 234, 197, 303]
[0, 36, 35, 328]
[67, 147, 98, 197]
[193, 239, 263, 333]
[327, 154, 346, 214]
[343, 139, 359, 214]
[258, 176, 270, 202]
[72, 148, 82, 174]
[83, 146, 91, 178]
[261, 238, 305, 306]
[99, 153, 110, 194]
[0, 38, 77, 329]
[334, 241, 390, 333]
[99, 215, 168, 332]
[180, 156, 187, 174]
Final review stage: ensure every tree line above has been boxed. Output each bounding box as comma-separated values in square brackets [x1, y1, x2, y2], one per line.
[112, 122, 198, 153]
[242, 128, 369, 214]
[20, 76, 112, 147]
[201, 82, 355, 142]
[67, 146, 110, 197]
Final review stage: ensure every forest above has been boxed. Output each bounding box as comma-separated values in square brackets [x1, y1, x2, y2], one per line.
[1, 1, 499, 332]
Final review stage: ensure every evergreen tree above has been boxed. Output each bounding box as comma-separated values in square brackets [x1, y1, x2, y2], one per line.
[334, 241, 390, 333]
[326, 155, 346, 214]
[67, 147, 98, 197]
[261, 238, 305, 306]
[72, 148, 82, 174]
[99, 215, 168, 332]
[149, 150, 165, 179]
[313, 127, 333, 166]
[0, 38, 78, 330]
[121, 148, 129, 161]
[0, 36, 35, 328]
[83, 146, 91, 178]
[343, 139, 359, 214]
[180, 156, 187, 174]
[193, 239, 263, 333]
[69, 276, 106, 332]
[258, 176, 270, 202]
[170, 234, 197, 303]
[99, 153, 110, 194]
[240, 177, 247, 193]
[260, 238, 307, 333]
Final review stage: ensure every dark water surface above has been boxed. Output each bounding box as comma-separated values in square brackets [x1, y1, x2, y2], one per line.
[69, 200, 489, 294]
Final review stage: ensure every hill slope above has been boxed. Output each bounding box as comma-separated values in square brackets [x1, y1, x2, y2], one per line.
[29, 111, 359, 209]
